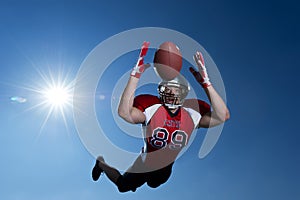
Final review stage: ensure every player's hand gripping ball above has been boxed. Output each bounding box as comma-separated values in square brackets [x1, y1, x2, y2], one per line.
[153, 41, 182, 80]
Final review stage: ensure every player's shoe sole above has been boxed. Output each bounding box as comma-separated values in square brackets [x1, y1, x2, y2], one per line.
[92, 159, 103, 181]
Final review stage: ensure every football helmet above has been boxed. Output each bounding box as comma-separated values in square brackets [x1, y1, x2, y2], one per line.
[158, 75, 190, 109]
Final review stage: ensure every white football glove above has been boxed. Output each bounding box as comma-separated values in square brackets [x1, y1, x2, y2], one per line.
[131, 41, 150, 78]
[189, 51, 211, 88]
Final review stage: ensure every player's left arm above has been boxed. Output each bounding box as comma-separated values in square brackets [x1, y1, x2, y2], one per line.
[199, 86, 230, 128]
[190, 51, 230, 128]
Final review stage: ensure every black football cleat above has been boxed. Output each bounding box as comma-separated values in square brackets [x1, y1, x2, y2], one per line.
[92, 159, 103, 181]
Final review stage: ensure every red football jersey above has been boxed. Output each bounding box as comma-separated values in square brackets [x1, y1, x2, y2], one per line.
[133, 94, 210, 169]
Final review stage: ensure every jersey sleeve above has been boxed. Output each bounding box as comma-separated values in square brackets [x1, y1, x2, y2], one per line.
[183, 99, 211, 116]
[133, 94, 161, 112]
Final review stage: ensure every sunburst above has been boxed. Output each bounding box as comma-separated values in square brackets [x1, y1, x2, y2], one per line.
[23, 68, 74, 139]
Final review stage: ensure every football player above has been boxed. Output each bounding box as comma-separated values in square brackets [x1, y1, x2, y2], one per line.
[92, 41, 230, 192]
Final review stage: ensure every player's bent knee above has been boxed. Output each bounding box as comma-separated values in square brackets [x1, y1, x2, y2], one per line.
[117, 186, 130, 193]
[116, 176, 129, 192]
[147, 181, 161, 188]
[116, 175, 136, 193]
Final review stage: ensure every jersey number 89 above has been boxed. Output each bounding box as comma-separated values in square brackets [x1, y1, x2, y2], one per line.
[150, 128, 188, 150]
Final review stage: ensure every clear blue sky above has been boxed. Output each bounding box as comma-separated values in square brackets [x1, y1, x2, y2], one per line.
[0, 0, 299, 199]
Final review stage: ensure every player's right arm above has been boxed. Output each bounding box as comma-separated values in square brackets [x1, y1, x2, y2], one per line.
[118, 41, 150, 124]
[118, 76, 146, 124]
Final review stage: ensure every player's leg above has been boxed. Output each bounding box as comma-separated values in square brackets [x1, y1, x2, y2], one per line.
[92, 156, 121, 183]
[116, 171, 146, 192]
[92, 156, 103, 181]
[116, 155, 148, 192]
[92, 155, 146, 193]
[146, 163, 173, 188]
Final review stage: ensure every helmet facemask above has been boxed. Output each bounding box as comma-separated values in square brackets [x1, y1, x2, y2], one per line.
[158, 76, 190, 109]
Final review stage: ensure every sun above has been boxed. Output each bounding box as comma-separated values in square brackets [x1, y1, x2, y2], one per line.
[22, 68, 74, 137]
[37, 71, 74, 114]
[37, 77, 74, 135]
[43, 85, 72, 108]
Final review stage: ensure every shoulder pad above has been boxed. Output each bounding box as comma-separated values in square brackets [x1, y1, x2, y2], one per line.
[133, 94, 161, 112]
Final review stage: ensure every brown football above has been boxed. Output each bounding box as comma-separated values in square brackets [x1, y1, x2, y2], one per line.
[153, 41, 182, 80]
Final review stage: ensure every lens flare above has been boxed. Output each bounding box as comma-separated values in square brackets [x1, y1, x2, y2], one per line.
[10, 96, 27, 103]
